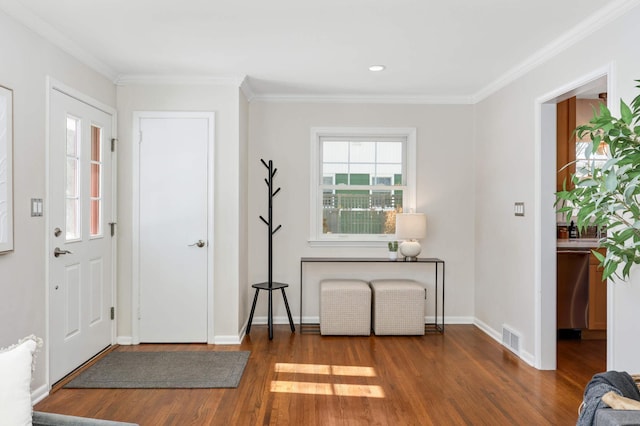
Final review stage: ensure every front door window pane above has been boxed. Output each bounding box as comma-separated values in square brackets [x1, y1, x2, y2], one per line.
[66, 117, 81, 240]
[90, 126, 102, 237]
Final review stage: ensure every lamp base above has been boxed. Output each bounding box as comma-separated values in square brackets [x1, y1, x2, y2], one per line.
[399, 240, 421, 261]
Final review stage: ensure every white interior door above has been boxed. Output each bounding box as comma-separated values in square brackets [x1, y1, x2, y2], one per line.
[137, 114, 212, 342]
[49, 88, 114, 383]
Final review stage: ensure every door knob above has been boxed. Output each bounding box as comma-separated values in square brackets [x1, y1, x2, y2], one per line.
[188, 240, 206, 248]
[54, 247, 72, 257]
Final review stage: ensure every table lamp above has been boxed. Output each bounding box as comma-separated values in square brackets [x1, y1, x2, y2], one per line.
[396, 213, 427, 261]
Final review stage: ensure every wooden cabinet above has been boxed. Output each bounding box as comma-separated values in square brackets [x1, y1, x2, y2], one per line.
[557, 97, 576, 192]
[588, 249, 607, 331]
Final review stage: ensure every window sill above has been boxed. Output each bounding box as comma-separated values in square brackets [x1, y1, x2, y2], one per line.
[307, 239, 392, 248]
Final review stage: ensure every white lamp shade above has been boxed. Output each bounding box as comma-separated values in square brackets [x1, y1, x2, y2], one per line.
[395, 213, 427, 240]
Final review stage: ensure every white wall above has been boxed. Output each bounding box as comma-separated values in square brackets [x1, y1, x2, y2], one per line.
[238, 88, 249, 331]
[474, 4, 640, 370]
[0, 9, 116, 392]
[247, 101, 476, 325]
[474, 81, 538, 361]
[116, 84, 247, 342]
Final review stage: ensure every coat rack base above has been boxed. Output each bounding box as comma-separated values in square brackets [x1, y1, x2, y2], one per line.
[246, 281, 295, 340]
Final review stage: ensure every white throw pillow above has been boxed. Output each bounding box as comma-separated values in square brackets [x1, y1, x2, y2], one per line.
[0, 336, 40, 426]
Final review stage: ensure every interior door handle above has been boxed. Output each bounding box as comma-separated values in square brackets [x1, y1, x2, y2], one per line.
[54, 247, 72, 257]
[188, 240, 206, 248]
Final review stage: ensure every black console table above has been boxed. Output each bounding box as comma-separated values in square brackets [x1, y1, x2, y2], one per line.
[299, 257, 445, 334]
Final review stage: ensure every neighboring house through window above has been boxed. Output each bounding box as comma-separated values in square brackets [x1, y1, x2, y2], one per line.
[309, 127, 416, 244]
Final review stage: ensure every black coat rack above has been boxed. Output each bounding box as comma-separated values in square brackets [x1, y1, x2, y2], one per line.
[246, 159, 295, 340]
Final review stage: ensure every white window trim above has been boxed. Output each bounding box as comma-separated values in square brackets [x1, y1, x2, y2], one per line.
[309, 127, 417, 246]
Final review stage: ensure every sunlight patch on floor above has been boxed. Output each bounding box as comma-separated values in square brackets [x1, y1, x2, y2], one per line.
[274, 362, 376, 377]
[270, 381, 385, 398]
[271, 362, 383, 398]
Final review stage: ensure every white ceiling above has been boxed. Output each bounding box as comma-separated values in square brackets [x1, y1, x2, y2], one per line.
[0, 0, 637, 102]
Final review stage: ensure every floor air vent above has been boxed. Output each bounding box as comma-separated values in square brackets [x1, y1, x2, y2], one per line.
[502, 325, 521, 355]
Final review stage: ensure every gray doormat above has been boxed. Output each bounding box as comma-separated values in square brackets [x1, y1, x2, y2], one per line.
[64, 351, 250, 389]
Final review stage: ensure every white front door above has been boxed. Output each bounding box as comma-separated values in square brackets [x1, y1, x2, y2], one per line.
[135, 113, 213, 342]
[49, 88, 114, 383]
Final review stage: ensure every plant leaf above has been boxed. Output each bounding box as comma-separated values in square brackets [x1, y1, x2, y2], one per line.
[602, 260, 618, 281]
[605, 171, 618, 192]
[621, 100, 633, 125]
[592, 249, 605, 263]
[554, 82, 640, 283]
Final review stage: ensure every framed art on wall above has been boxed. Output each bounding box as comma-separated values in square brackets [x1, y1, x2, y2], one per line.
[0, 85, 13, 253]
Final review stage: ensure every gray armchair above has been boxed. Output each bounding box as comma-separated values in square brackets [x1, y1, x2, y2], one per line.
[595, 409, 640, 426]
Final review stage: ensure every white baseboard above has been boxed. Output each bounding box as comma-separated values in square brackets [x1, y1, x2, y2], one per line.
[251, 315, 299, 325]
[118, 333, 243, 346]
[473, 317, 502, 342]
[211, 320, 246, 345]
[298, 315, 474, 325]
[121, 336, 242, 345]
[518, 347, 535, 366]
[117, 317, 533, 367]
[473, 318, 535, 367]
[116, 336, 133, 345]
[31, 383, 49, 405]
[213, 335, 243, 345]
[431, 315, 474, 324]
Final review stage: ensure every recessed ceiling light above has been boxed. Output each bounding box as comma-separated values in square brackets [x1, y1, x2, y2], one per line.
[369, 65, 386, 72]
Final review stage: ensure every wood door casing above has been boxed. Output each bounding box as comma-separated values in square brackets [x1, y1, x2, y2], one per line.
[556, 97, 576, 192]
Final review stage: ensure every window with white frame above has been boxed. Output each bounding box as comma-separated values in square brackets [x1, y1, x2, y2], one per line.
[309, 127, 416, 244]
[575, 139, 609, 180]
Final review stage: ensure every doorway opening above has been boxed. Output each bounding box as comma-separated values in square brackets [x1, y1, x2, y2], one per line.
[537, 68, 612, 372]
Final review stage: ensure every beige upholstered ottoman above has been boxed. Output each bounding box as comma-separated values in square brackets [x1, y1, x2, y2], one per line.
[370, 279, 425, 335]
[320, 279, 371, 335]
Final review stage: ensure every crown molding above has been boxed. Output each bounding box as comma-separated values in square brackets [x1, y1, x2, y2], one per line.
[2, 0, 638, 104]
[115, 74, 247, 87]
[472, 0, 640, 103]
[0, 0, 118, 81]
[249, 93, 474, 105]
[239, 77, 256, 101]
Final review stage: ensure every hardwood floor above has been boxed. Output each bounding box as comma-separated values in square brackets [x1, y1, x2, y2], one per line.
[35, 325, 605, 425]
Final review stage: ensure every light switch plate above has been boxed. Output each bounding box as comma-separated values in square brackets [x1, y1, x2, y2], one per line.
[514, 202, 525, 217]
[31, 198, 43, 217]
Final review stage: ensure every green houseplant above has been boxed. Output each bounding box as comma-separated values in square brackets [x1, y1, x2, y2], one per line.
[556, 80, 640, 280]
[388, 241, 398, 261]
